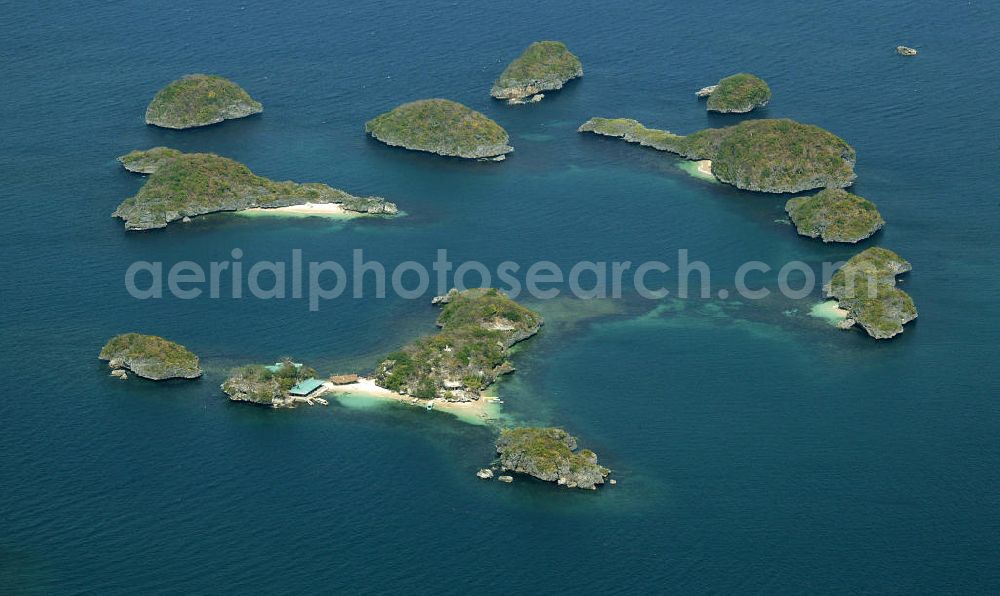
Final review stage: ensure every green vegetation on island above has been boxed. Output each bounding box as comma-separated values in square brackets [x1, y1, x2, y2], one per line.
[118, 146, 182, 174]
[825, 247, 917, 339]
[221, 359, 319, 407]
[703, 73, 772, 113]
[495, 427, 610, 490]
[374, 288, 543, 401]
[99, 333, 202, 380]
[491, 41, 583, 103]
[365, 99, 513, 160]
[114, 149, 398, 230]
[578, 117, 856, 193]
[785, 188, 885, 243]
[145, 74, 262, 129]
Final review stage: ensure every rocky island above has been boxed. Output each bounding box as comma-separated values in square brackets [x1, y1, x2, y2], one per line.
[145, 74, 262, 129]
[373, 288, 542, 401]
[825, 247, 917, 339]
[113, 149, 398, 230]
[222, 359, 327, 408]
[494, 427, 610, 490]
[365, 99, 513, 160]
[578, 117, 856, 193]
[896, 46, 918, 56]
[490, 41, 583, 104]
[785, 188, 885, 243]
[698, 73, 771, 113]
[99, 333, 202, 380]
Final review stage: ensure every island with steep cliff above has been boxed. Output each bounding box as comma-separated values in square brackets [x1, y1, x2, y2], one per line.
[493, 427, 610, 489]
[785, 188, 885, 243]
[825, 247, 917, 339]
[697, 73, 771, 113]
[490, 41, 583, 104]
[222, 359, 327, 408]
[365, 99, 513, 160]
[99, 333, 202, 380]
[113, 148, 398, 230]
[373, 288, 542, 400]
[578, 117, 856, 193]
[145, 74, 262, 129]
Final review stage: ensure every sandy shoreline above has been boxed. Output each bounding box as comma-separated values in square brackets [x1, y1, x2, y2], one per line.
[677, 159, 716, 181]
[240, 202, 361, 217]
[809, 300, 850, 324]
[323, 377, 501, 425]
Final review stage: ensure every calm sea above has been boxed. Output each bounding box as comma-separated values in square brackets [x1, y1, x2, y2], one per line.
[2, 0, 998, 592]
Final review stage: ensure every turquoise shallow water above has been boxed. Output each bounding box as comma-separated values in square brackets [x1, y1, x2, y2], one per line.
[2, 1, 1000, 592]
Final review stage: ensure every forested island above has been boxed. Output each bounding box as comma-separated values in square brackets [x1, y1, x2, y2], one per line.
[698, 73, 771, 113]
[373, 288, 543, 400]
[785, 188, 885, 243]
[114, 149, 397, 230]
[99, 333, 202, 380]
[578, 117, 856, 193]
[494, 427, 610, 490]
[491, 41, 583, 104]
[365, 99, 513, 160]
[825, 247, 917, 339]
[145, 74, 262, 129]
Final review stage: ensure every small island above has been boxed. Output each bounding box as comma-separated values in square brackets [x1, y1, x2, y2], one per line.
[578, 117, 856, 193]
[365, 99, 513, 160]
[222, 359, 329, 408]
[113, 149, 398, 230]
[99, 333, 202, 380]
[145, 74, 262, 129]
[825, 247, 917, 339]
[490, 41, 583, 104]
[785, 188, 885, 243]
[699, 73, 771, 113]
[373, 288, 542, 400]
[494, 427, 610, 490]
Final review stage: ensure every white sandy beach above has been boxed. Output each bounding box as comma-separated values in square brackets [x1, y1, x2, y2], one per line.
[240, 202, 360, 217]
[677, 159, 717, 181]
[324, 377, 501, 425]
[809, 300, 850, 324]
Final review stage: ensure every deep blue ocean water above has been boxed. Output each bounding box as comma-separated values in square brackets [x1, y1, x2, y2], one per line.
[2, 0, 999, 592]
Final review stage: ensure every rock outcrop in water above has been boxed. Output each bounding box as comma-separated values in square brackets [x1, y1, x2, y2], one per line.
[495, 427, 610, 490]
[896, 46, 918, 56]
[373, 289, 542, 402]
[490, 41, 583, 104]
[99, 333, 202, 380]
[785, 188, 885, 243]
[579, 117, 856, 193]
[365, 99, 513, 160]
[145, 74, 262, 129]
[825, 247, 917, 339]
[699, 73, 772, 113]
[113, 149, 398, 230]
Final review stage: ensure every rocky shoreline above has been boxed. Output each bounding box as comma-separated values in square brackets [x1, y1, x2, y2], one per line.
[491, 41, 583, 104]
[145, 74, 262, 129]
[494, 427, 610, 490]
[99, 333, 202, 381]
[365, 99, 513, 160]
[825, 247, 917, 339]
[785, 188, 885, 243]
